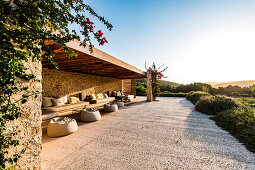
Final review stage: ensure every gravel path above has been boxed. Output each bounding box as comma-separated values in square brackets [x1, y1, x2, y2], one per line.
[42, 97, 255, 170]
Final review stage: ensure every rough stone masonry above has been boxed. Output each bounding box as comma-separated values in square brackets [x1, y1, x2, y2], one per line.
[6, 59, 42, 169]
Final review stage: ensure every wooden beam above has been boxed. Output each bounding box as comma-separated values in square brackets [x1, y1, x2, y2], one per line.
[43, 40, 147, 79]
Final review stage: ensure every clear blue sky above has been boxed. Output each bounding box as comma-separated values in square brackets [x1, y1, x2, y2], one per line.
[84, 0, 255, 84]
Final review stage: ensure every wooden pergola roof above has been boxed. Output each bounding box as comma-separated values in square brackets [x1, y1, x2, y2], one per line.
[43, 40, 146, 79]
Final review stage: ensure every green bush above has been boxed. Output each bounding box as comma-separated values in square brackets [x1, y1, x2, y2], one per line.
[239, 93, 251, 97]
[237, 97, 255, 108]
[186, 91, 194, 100]
[136, 85, 147, 96]
[195, 95, 238, 115]
[186, 91, 211, 104]
[187, 92, 255, 153]
[212, 106, 255, 152]
[232, 92, 251, 97]
[232, 92, 240, 97]
[160, 92, 187, 97]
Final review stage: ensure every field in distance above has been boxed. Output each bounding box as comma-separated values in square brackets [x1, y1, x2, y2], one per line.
[207, 80, 255, 88]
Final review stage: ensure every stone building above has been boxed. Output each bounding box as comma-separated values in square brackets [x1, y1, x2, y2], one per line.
[9, 40, 147, 169]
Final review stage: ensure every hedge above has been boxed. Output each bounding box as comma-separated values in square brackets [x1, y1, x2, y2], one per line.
[186, 92, 255, 153]
[160, 92, 187, 97]
[212, 106, 255, 152]
[186, 91, 211, 104]
[195, 95, 238, 115]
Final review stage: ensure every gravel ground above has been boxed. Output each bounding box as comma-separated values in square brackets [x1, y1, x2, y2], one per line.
[42, 97, 255, 170]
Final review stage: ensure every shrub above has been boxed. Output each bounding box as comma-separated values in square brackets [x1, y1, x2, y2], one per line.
[237, 97, 255, 108]
[186, 91, 211, 104]
[239, 93, 251, 97]
[212, 106, 255, 152]
[186, 91, 194, 100]
[232, 92, 240, 97]
[232, 92, 251, 97]
[160, 92, 187, 97]
[195, 95, 238, 115]
[136, 85, 147, 96]
[187, 92, 255, 153]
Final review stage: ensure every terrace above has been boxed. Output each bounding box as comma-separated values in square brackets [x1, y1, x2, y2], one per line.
[41, 41, 151, 124]
[41, 40, 149, 122]
[42, 97, 255, 169]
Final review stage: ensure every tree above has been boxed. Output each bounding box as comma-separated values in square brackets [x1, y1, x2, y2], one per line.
[0, 0, 112, 168]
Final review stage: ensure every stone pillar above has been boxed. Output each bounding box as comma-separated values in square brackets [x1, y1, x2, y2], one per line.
[6, 59, 42, 169]
[131, 79, 136, 98]
[121, 79, 124, 92]
[147, 71, 153, 102]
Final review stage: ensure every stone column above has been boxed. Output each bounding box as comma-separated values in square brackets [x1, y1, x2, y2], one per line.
[131, 79, 136, 98]
[6, 59, 42, 169]
[147, 71, 153, 102]
[121, 79, 124, 92]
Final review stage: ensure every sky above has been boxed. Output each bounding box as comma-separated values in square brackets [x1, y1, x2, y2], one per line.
[82, 0, 255, 84]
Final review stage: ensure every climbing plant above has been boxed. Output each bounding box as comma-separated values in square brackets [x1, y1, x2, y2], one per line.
[0, 0, 112, 168]
[146, 63, 168, 100]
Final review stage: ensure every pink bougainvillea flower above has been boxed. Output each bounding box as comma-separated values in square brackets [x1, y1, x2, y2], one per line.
[102, 37, 108, 43]
[97, 30, 103, 37]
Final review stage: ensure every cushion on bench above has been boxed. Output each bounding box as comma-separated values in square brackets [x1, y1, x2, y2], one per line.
[42, 101, 89, 112]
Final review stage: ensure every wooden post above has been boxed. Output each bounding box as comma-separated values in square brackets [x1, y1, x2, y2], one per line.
[147, 71, 153, 102]
[131, 79, 136, 98]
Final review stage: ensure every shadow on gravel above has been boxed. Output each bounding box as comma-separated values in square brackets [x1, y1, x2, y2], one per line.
[180, 99, 255, 167]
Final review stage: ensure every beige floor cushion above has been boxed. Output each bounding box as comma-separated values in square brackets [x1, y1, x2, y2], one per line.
[80, 109, 101, 122]
[47, 117, 78, 137]
[115, 101, 124, 108]
[104, 103, 118, 112]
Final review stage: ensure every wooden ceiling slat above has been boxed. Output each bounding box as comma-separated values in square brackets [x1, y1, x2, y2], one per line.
[43, 41, 147, 79]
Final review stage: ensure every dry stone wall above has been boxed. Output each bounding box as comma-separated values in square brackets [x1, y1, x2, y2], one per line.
[123, 79, 132, 94]
[42, 68, 123, 97]
[6, 59, 42, 169]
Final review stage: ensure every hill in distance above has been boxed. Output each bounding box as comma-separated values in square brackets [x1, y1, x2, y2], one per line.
[136, 78, 180, 87]
[207, 80, 255, 88]
[159, 80, 180, 87]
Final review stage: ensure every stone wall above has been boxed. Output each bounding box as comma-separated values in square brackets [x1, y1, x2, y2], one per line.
[123, 79, 132, 94]
[123, 79, 136, 97]
[6, 59, 42, 169]
[42, 68, 123, 97]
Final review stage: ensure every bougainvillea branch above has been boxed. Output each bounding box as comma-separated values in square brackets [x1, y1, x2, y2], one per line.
[146, 62, 168, 100]
[0, 0, 112, 168]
